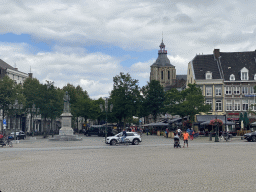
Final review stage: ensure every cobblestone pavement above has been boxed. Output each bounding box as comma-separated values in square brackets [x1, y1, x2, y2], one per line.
[0, 134, 255, 192]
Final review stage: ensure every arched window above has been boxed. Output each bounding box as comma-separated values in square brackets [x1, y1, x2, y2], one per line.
[230, 74, 235, 81]
[240, 67, 248, 80]
[161, 71, 163, 80]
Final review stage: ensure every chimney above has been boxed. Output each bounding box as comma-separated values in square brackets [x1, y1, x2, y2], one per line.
[28, 73, 33, 78]
[213, 49, 220, 60]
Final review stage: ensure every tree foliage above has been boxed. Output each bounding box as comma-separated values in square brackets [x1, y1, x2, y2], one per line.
[142, 80, 165, 122]
[110, 72, 141, 128]
[0, 76, 18, 126]
[165, 83, 211, 129]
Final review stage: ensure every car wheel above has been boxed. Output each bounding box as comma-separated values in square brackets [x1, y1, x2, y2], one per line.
[110, 140, 117, 146]
[132, 139, 139, 145]
[252, 136, 256, 142]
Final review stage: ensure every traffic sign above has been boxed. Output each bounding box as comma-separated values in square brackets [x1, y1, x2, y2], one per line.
[3, 119, 6, 125]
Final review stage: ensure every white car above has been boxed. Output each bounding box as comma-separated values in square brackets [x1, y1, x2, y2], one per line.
[106, 132, 142, 145]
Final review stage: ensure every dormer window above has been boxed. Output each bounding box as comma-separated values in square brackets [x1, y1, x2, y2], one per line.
[230, 74, 235, 81]
[205, 71, 212, 79]
[240, 67, 249, 80]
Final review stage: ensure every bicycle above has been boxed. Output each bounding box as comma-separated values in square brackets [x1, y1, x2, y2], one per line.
[0, 137, 13, 147]
[220, 132, 231, 142]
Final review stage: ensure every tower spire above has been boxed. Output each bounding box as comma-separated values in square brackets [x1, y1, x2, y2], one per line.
[159, 33, 167, 54]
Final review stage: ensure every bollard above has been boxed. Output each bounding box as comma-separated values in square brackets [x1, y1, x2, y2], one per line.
[209, 133, 212, 141]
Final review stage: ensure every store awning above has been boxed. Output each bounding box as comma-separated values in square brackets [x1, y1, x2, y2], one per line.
[142, 122, 169, 127]
[201, 121, 235, 125]
[250, 121, 256, 126]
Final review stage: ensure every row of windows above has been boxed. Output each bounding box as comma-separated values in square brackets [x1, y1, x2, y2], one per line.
[161, 71, 173, 80]
[204, 86, 256, 96]
[206, 100, 222, 111]
[205, 87, 222, 96]
[206, 99, 256, 111]
[205, 68, 254, 81]
[225, 86, 255, 95]
[7, 73, 25, 81]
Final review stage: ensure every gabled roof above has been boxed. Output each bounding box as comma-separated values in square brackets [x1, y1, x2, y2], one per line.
[192, 50, 256, 81]
[192, 54, 221, 80]
[176, 74, 187, 81]
[220, 51, 256, 81]
[0, 59, 15, 70]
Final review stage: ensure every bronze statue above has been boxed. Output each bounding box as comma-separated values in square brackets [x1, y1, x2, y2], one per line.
[63, 91, 70, 113]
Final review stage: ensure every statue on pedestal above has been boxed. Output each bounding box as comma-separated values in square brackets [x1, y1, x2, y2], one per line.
[63, 91, 70, 113]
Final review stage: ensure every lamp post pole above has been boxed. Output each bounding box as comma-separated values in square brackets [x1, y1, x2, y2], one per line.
[27, 104, 40, 137]
[9, 100, 23, 140]
[100, 98, 113, 143]
[215, 116, 219, 142]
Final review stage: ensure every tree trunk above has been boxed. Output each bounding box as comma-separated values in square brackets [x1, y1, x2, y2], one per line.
[181, 116, 184, 130]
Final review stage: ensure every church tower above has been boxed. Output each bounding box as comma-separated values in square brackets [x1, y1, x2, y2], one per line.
[150, 39, 176, 89]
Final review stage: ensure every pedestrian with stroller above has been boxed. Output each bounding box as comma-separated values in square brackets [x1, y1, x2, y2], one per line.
[183, 130, 190, 148]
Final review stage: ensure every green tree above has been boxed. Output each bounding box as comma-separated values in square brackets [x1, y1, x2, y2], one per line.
[110, 72, 141, 128]
[165, 83, 210, 129]
[165, 88, 187, 129]
[142, 80, 165, 122]
[0, 76, 17, 131]
[184, 84, 211, 127]
[23, 78, 42, 109]
[63, 84, 90, 129]
[38, 81, 63, 133]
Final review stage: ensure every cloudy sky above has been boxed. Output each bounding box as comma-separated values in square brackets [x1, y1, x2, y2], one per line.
[1, 0, 256, 98]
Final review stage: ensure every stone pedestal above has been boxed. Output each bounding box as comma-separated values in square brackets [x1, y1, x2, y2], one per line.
[49, 112, 82, 141]
[59, 113, 73, 136]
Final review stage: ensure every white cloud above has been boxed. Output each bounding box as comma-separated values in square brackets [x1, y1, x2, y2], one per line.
[1, 0, 256, 97]
[0, 42, 122, 98]
[1, 0, 256, 53]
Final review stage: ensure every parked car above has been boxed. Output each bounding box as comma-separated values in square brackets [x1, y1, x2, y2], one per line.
[85, 126, 114, 137]
[244, 131, 256, 142]
[10, 131, 26, 140]
[106, 132, 142, 145]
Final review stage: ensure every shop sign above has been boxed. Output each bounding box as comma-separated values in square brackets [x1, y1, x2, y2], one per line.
[228, 113, 239, 115]
[227, 118, 239, 121]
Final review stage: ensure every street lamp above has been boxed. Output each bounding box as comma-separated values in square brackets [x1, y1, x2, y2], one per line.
[27, 103, 40, 137]
[9, 99, 23, 140]
[100, 98, 113, 142]
[215, 116, 219, 142]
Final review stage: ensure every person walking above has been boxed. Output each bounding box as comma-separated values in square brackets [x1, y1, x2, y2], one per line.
[183, 130, 190, 148]
[165, 128, 169, 138]
[190, 128, 195, 140]
[177, 128, 182, 137]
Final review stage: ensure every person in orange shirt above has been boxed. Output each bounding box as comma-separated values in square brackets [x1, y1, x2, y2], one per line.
[183, 130, 190, 148]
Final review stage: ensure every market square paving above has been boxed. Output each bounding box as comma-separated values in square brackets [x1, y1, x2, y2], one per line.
[0, 135, 255, 192]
